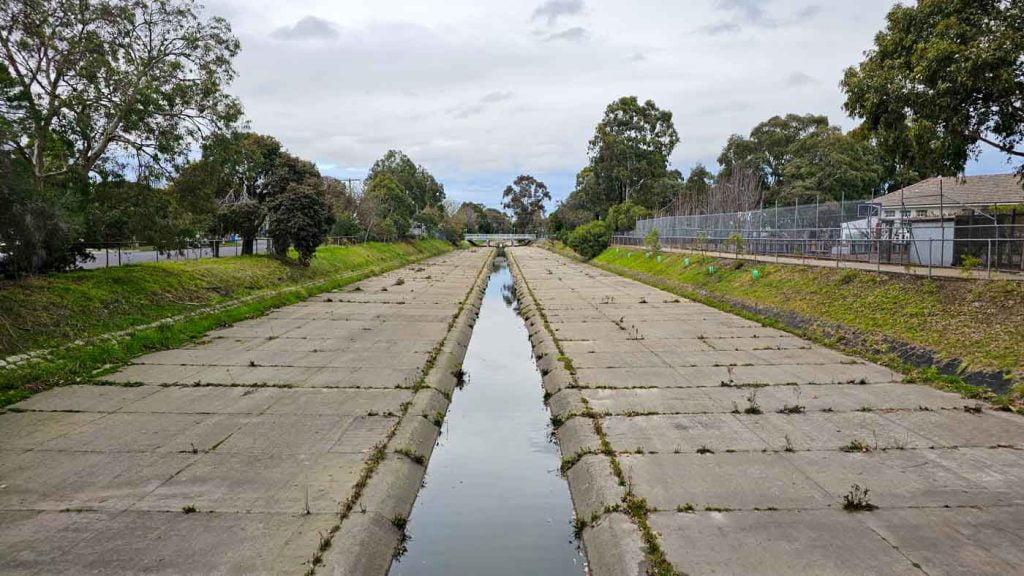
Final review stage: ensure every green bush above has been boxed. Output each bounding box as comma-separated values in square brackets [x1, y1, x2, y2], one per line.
[645, 228, 661, 253]
[266, 184, 335, 266]
[606, 201, 651, 232]
[567, 220, 612, 259]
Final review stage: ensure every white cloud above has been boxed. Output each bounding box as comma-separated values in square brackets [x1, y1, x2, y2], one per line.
[204, 0, 902, 206]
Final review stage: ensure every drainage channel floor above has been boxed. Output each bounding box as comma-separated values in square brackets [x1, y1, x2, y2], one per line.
[391, 257, 585, 576]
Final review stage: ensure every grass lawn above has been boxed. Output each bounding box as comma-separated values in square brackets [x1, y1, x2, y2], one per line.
[0, 240, 451, 407]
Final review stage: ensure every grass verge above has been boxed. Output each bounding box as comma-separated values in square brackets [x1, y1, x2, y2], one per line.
[0, 240, 452, 408]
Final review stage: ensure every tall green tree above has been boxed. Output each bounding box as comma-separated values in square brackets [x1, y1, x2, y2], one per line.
[363, 174, 415, 241]
[0, 0, 241, 187]
[781, 129, 886, 202]
[266, 179, 334, 266]
[717, 114, 830, 195]
[842, 0, 1024, 184]
[502, 174, 551, 232]
[172, 132, 319, 255]
[366, 150, 445, 211]
[586, 96, 680, 214]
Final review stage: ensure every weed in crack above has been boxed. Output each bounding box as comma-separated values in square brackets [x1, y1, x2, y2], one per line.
[842, 484, 877, 512]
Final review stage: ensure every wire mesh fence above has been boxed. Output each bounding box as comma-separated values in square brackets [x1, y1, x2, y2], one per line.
[623, 200, 1024, 275]
[60, 236, 366, 270]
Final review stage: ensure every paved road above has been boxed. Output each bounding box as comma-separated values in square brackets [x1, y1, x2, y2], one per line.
[511, 246, 1024, 576]
[78, 240, 271, 269]
[0, 248, 491, 575]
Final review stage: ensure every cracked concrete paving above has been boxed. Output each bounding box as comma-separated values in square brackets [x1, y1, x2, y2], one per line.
[510, 246, 1024, 576]
[0, 247, 492, 576]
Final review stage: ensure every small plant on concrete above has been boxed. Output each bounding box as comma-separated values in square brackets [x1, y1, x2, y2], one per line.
[452, 366, 468, 389]
[743, 390, 762, 415]
[677, 503, 696, 513]
[394, 447, 426, 465]
[393, 277, 405, 286]
[840, 439, 872, 453]
[779, 389, 804, 414]
[391, 514, 410, 559]
[696, 445, 714, 454]
[557, 355, 576, 374]
[182, 504, 197, 514]
[842, 484, 877, 512]
[783, 434, 795, 452]
[964, 403, 983, 414]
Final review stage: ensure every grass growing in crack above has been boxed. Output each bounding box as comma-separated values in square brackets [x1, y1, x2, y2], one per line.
[181, 504, 197, 514]
[696, 445, 714, 455]
[676, 503, 696, 513]
[557, 355, 576, 374]
[391, 515, 410, 559]
[840, 439, 873, 453]
[743, 390, 762, 415]
[452, 366, 468, 389]
[509, 250, 682, 576]
[394, 447, 427, 465]
[302, 249, 494, 576]
[842, 484, 878, 512]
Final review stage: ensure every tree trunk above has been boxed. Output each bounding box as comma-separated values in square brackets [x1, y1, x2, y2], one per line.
[242, 235, 254, 255]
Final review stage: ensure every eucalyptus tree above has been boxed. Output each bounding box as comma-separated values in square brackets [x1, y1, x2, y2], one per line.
[0, 0, 242, 187]
[842, 0, 1024, 184]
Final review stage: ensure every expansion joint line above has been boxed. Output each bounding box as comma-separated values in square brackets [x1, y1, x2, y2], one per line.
[507, 249, 684, 576]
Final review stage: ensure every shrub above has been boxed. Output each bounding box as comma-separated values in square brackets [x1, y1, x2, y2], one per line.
[567, 220, 612, 259]
[606, 201, 651, 232]
[645, 228, 661, 254]
[266, 182, 334, 266]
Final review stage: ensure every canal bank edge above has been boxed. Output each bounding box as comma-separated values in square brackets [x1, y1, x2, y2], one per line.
[318, 248, 495, 576]
[506, 249, 654, 576]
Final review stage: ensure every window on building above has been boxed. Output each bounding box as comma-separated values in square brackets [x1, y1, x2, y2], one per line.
[916, 209, 928, 217]
[900, 210, 911, 218]
[884, 210, 896, 218]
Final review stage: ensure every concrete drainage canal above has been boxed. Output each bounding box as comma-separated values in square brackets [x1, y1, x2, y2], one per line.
[391, 254, 586, 575]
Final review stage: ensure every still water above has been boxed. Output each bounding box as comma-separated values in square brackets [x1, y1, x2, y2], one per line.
[391, 257, 585, 576]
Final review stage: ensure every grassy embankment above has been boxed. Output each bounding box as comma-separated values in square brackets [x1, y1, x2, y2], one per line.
[0, 239, 451, 407]
[546, 241, 1024, 407]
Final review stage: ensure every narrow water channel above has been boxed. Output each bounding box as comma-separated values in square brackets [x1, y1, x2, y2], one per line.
[391, 256, 585, 576]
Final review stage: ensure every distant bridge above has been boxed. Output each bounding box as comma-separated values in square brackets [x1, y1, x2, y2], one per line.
[465, 233, 537, 246]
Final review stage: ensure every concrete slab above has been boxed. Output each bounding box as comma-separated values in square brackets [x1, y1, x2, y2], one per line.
[0, 451, 196, 511]
[862, 506, 1024, 576]
[133, 452, 365, 514]
[787, 448, 1024, 508]
[650, 510, 923, 575]
[7, 385, 160, 413]
[620, 453, 833, 511]
[602, 414, 770, 453]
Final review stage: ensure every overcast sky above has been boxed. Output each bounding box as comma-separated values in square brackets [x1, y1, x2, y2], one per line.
[204, 0, 1016, 209]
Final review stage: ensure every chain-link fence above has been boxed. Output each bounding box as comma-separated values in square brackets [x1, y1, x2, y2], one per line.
[60, 236, 366, 270]
[622, 200, 1024, 275]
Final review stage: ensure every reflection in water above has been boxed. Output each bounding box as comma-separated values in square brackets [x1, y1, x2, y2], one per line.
[391, 258, 585, 576]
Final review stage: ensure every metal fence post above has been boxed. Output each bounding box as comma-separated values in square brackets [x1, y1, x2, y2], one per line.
[988, 239, 992, 278]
